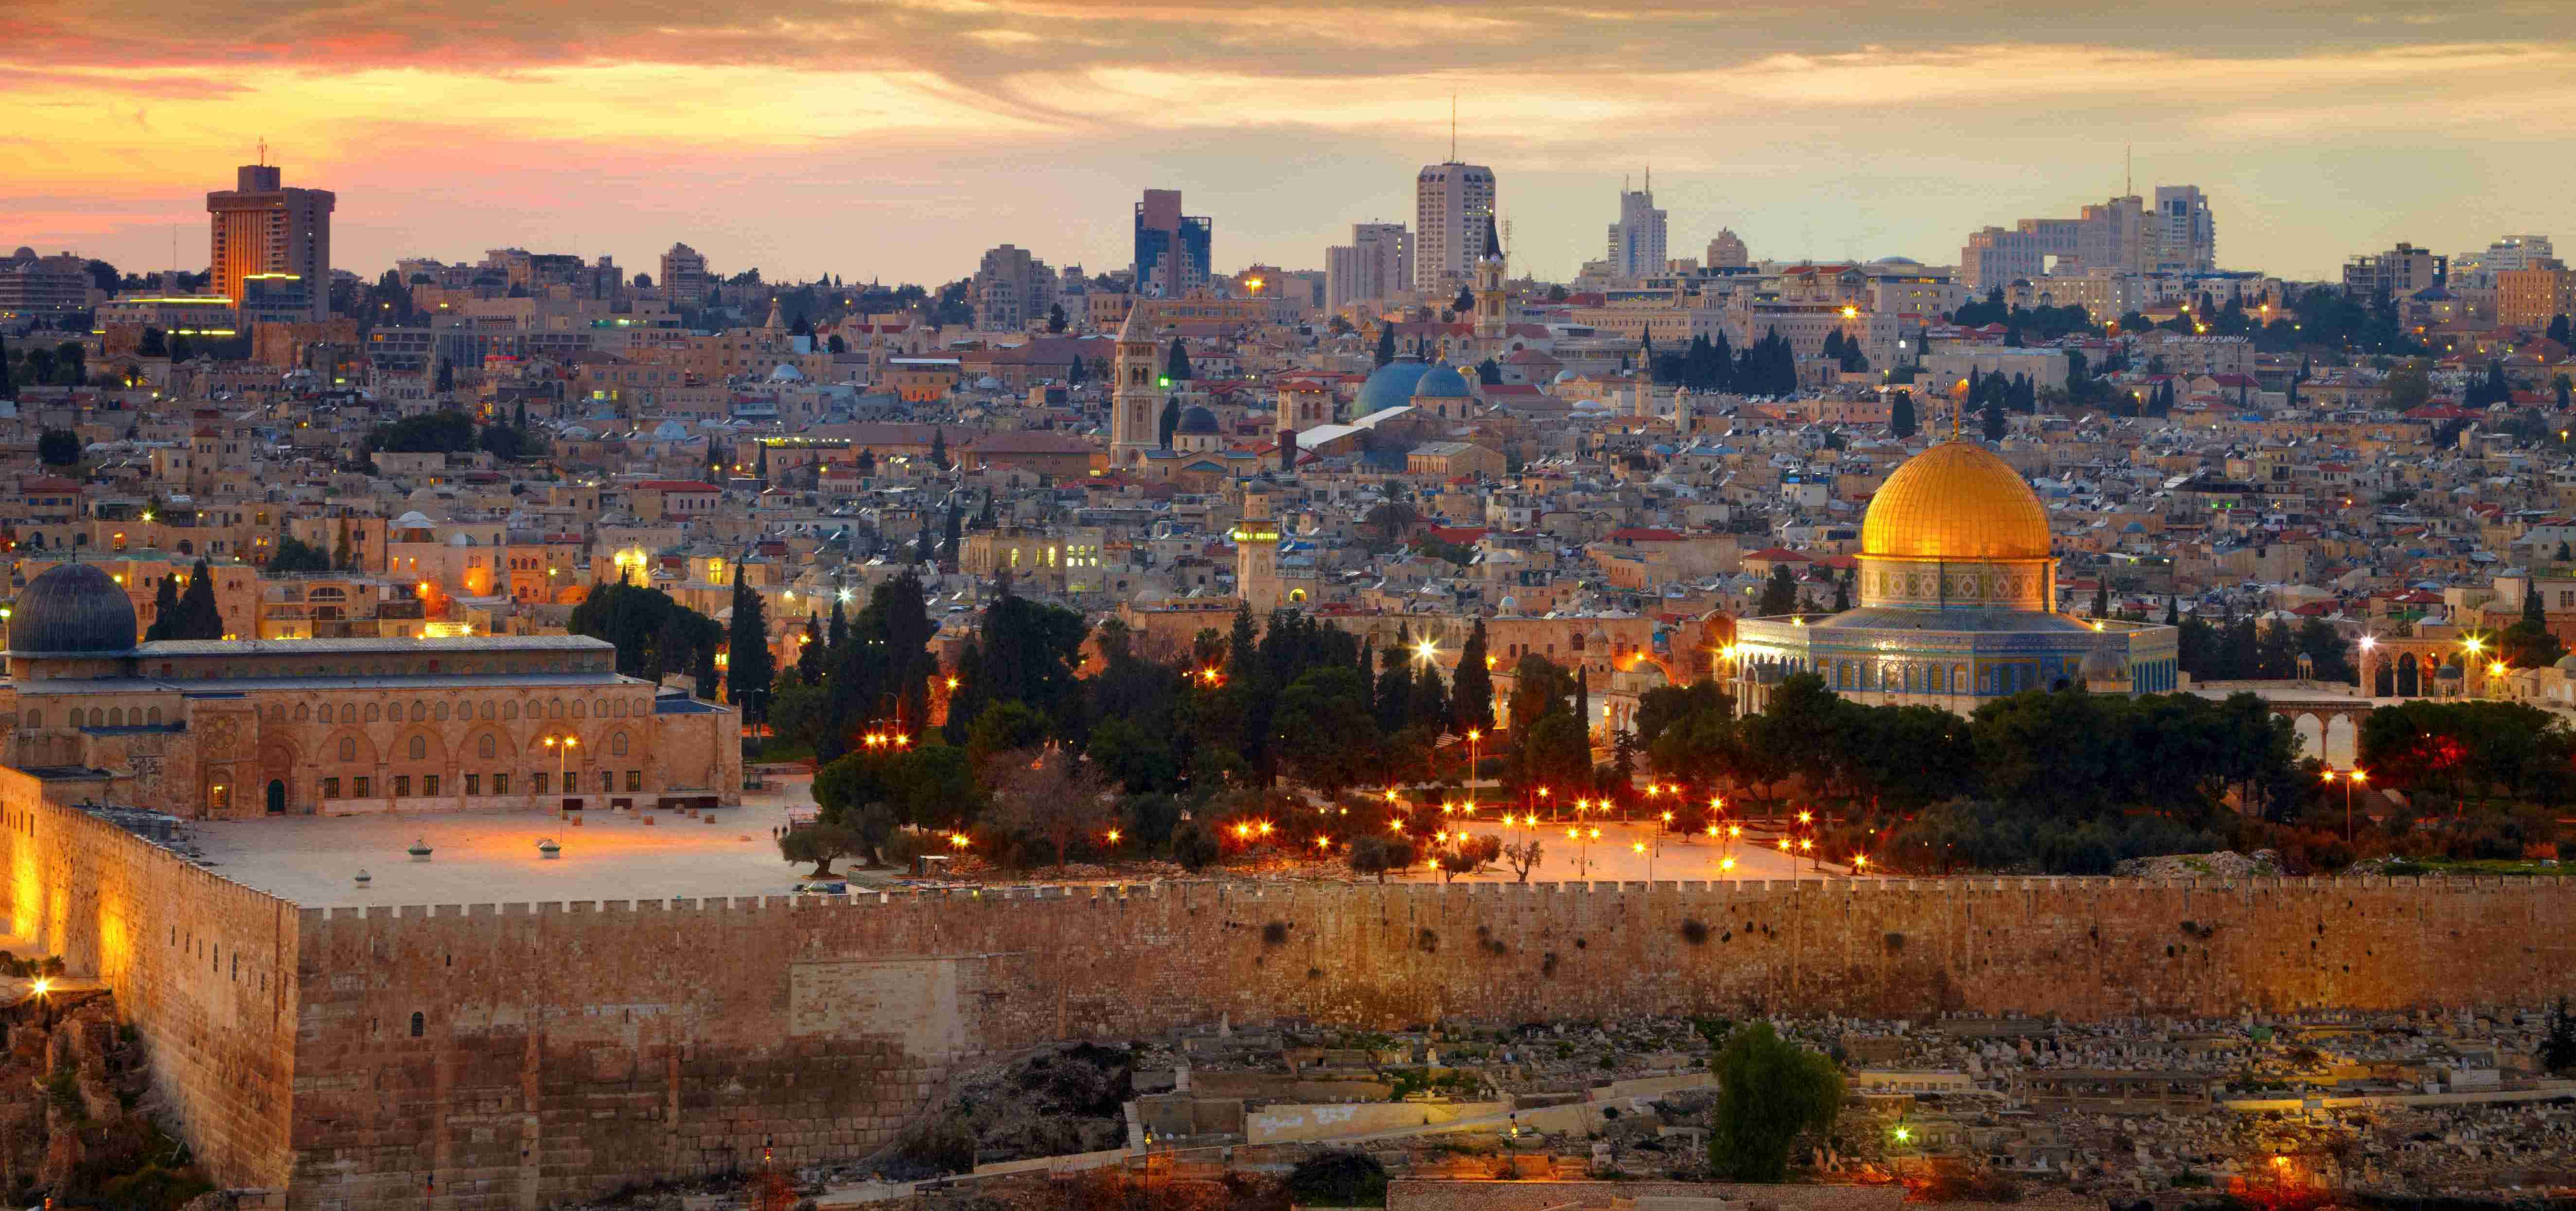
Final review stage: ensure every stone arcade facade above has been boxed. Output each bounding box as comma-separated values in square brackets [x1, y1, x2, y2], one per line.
[0, 563, 740, 818]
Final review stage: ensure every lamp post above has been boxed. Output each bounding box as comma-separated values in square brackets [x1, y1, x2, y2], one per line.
[1465, 728, 1480, 811]
[2322, 767, 2367, 842]
[543, 735, 578, 819]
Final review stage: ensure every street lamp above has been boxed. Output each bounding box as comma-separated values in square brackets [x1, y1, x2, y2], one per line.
[543, 735, 579, 818]
[1465, 729, 1480, 809]
[2323, 768, 2367, 842]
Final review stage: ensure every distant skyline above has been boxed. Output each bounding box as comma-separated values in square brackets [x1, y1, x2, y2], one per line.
[10, 0, 2576, 289]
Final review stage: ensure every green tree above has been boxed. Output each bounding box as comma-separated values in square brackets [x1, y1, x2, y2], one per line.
[1164, 337, 1192, 383]
[265, 535, 332, 574]
[1756, 564, 1800, 617]
[1888, 391, 1915, 439]
[2545, 999, 2576, 1076]
[1708, 1022, 1845, 1181]
[1450, 618, 1495, 735]
[778, 822, 862, 878]
[1980, 394, 2007, 441]
[36, 428, 79, 467]
[1374, 323, 1395, 368]
[1045, 302, 1068, 333]
[928, 427, 949, 470]
[173, 558, 224, 640]
[726, 564, 775, 718]
[1474, 357, 1501, 386]
[142, 570, 182, 642]
[2384, 359, 2433, 411]
[1519, 710, 1592, 795]
[1273, 666, 1377, 796]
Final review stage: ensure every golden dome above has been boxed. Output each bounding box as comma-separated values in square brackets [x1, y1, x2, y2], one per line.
[1861, 441, 2051, 562]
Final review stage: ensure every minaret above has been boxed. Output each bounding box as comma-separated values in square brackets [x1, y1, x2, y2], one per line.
[1110, 303, 1163, 466]
[1473, 218, 1508, 341]
[1232, 490, 1282, 612]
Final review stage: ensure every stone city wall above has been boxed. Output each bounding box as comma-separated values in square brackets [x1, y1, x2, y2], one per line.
[289, 874, 2576, 1210]
[0, 771, 300, 1192]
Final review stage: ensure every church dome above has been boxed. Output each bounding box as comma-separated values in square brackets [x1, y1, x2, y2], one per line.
[1412, 363, 1472, 400]
[1356, 355, 1434, 414]
[1177, 405, 1219, 435]
[11, 562, 139, 655]
[1861, 441, 2050, 562]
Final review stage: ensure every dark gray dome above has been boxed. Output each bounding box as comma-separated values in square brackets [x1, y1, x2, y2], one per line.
[1178, 405, 1219, 435]
[11, 562, 138, 655]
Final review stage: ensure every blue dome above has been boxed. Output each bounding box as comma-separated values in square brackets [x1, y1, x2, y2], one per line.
[1356, 355, 1434, 414]
[1412, 363, 1472, 399]
[1178, 405, 1219, 435]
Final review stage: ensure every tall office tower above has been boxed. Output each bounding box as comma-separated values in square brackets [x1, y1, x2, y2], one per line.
[660, 243, 712, 301]
[1325, 222, 1411, 311]
[1707, 228, 1751, 269]
[1132, 189, 1212, 298]
[1415, 161, 1496, 294]
[2149, 186, 2216, 272]
[206, 161, 334, 322]
[1605, 175, 1668, 279]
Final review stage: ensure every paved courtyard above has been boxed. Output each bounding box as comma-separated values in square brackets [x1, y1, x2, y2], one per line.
[1388, 815, 1865, 885]
[189, 775, 820, 908]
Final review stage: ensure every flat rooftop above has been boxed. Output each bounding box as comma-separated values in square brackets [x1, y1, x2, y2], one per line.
[186, 785, 814, 909]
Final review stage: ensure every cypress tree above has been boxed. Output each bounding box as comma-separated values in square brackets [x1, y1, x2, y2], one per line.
[1889, 390, 1916, 439]
[725, 564, 775, 718]
[1164, 338, 1192, 382]
[144, 571, 181, 642]
[1159, 398, 1181, 447]
[940, 500, 962, 564]
[176, 558, 223, 639]
[1450, 619, 1495, 736]
[1374, 323, 1395, 368]
[797, 612, 824, 684]
[928, 428, 949, 470]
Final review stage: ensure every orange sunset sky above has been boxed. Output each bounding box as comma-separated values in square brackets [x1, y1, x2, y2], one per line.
[11, 0, 2575, 286]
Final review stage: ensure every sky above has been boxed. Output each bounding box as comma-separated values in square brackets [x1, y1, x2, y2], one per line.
[10, 0, 2576, 290]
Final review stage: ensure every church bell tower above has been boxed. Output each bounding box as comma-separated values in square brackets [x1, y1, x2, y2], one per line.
[1110, 303, 1163, 466]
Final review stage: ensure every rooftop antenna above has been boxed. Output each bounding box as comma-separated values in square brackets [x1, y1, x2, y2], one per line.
[257, 137, 268, 167]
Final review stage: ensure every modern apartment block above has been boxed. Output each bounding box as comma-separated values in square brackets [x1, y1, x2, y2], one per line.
[1414, 161, 1496, 294]
[1960, 187, 2215, 291]
[2343, 243, 2448, 299]
[206, 163, 334, 323]
[1606, 178, 1668, 280]
[1326, 223, 1411, 311]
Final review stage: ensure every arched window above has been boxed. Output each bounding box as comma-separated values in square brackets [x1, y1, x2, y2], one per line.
[479, 702, 494, 720]
[409, 1012, 424, 1038]
[24, 710, 38, 729]
[147, 706, 161, 725]
[571, 701, 586, 719]
[295, 703, 309, 721]
[477, 734, 496, 759]
[365, 703, 381, 722]
[411, 702, 426, 722]
[407, 736, 426, 761]
[435, 702, 450, 721]
[549, 701, 564, 720]
[593, 699, 609, 718]
[503, 702, 519, 720]
[611, 732, 630, 756]
[108, 708, 124, 726]
[338, 737, 356, 762]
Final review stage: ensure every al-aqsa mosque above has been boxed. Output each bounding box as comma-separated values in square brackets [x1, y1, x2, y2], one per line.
[1730, 440, 2177, 715]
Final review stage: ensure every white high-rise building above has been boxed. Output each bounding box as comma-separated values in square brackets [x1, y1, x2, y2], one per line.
[2455, 234, 2556, 286]
[2148, 186, 2216, 272]
[1606, 176, 1667, 279]
[1415, 161, 1496, 295]
[1326, 223, 1411, 311]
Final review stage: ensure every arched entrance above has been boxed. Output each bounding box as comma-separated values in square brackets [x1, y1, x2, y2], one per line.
[266, 779, 286, 815]
[2397, 653, 2419, 697]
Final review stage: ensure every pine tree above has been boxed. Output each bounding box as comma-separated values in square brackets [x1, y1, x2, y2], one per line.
[2092, 581, 2110, 619]
[928, 428, 949, 470]
[2549, 314, 2572, 347]
[827, 598, 848, 654]
[726, 564, 775, 717]
[1889, 390, 1916, 439]
[940, 500, 963, 564]
[1374, 323, 1395, 368]
[1164, 338, 1193, 383]
[914, 518, 935, 565]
